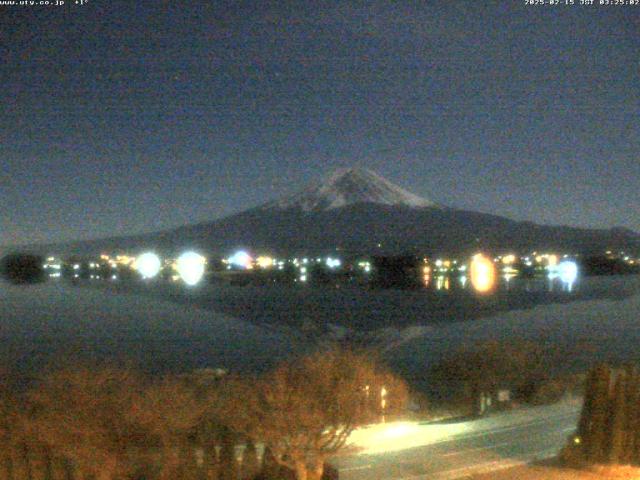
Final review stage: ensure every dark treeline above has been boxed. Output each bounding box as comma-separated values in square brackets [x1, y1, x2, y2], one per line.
[579, 255, 640, 276]
[0, 254, 46, 284]
[0, 348, 407, 480]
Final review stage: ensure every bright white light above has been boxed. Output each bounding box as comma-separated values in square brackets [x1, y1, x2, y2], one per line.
[348, 420, 471, 455]
[176, 251, 206, 286]
[326, 257, 341, 269]
[559, 260, 578, 284]
[228, 251, 252, 269]
[547, 260, 578, 291]
[135, 252, 161, 279]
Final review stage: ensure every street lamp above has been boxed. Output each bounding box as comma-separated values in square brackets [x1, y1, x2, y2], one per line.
[381, 386, 388, 423]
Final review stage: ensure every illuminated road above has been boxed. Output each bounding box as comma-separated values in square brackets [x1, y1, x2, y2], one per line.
[334, 400, 581, 480]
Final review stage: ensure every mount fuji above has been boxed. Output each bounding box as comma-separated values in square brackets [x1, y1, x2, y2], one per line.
[261, 168, 437, 211]
[16, 168, 640, 257]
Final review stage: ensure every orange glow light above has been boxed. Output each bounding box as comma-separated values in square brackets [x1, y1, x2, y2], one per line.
[470, 253, 497, 294]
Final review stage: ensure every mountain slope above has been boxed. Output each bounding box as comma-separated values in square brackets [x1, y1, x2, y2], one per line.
[12, 168, 640, 257]
[260, 167, 437, 211]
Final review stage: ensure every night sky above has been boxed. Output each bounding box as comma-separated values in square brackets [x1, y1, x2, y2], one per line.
[1, 1, 638, 247]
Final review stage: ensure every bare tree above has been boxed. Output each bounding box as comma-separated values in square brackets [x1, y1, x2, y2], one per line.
[23, 366, 205, 480]
[128, 376, 207, 480]
[23, 366, 144, 480]
[214, 348, 408, 480]
[0, 369, 23, 480]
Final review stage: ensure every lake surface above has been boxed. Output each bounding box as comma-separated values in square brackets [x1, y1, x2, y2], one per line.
[1, 275, 639, 388]
[89, 273, 640, 333]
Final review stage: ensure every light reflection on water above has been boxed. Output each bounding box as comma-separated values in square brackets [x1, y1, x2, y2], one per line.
[428, 273, 578, 295]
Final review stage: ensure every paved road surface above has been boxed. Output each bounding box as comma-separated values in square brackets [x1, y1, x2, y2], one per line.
[334, 400, 581, 480]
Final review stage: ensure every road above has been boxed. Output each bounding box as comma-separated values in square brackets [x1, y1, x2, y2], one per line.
[334, 400, 581, 480]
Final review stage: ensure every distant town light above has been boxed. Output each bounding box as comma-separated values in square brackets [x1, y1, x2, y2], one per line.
[176, 251, 206, 286]
[228, 250, 252, 269]
[502, 254, 516, 265]
[256, 256, 274, 269]
[135, 252, 162, 279]
[326, 257, 341, 269]
[470, 253, 497, 294]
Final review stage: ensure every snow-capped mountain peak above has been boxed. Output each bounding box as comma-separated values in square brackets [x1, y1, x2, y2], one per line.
[262, 167, 437, 211]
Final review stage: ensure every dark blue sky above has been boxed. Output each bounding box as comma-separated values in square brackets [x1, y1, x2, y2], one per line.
[1, 1, 638, 246]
